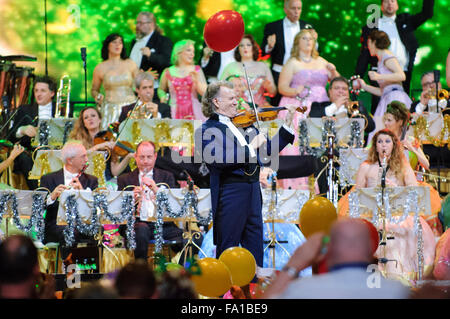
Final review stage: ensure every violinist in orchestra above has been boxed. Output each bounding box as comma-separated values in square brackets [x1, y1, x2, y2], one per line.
[40, 141, 98, 250]
[69, 107, 134, 183]
[118, 71, 171, 123]
[197, 81, 297, 273]
[309, 76, 375, 136]
[10, 76, 73, 190]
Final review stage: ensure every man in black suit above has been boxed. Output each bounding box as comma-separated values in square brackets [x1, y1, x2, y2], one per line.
[118, 72, 171, 123]
[199, 43, 236, 83]
[355, 0, 434, 112]
[129, 11, 173, 102]
[261, 0, 316, 104]
[10, 75, 73, 189]
[117, 141, 193, 261]
[40, 141, 98, 246]
[309, 76, 376, 135]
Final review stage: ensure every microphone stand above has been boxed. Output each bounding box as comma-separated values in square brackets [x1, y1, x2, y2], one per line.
[326, 134, 338, 207]
[81, 48, 87, 108]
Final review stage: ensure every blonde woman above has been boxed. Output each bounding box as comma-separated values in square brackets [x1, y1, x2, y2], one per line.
[158, 39, 207, 120]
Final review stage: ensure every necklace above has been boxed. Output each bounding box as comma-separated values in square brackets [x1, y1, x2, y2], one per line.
[299, 53, 312, 63]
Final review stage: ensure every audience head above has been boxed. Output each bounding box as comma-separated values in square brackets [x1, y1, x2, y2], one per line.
[66, 281, 119, 299]
[291, 29, 319, 59]
[101, 33, 127, 61]
[0, 235, 40, 298]
[135, 71, 155, 103]
[381, 0, 399, 17]
[171, 39, 195, 66]
[115, 260, 156, 299]
[328, 76, 349, 102]
[384, 101, 410, 132]
[134, 141, 157, 173]
[136, 11, 159, 38]
[33, 75, 56, 106]
[368, 30, 391, 55]
[234, 34, 259, 62]
[284, 0, 302, 23]
[326, 219, 372, 269]
[156, 271, 198, 299]
[201, 81, 236, 118]
[61, 140, 88, 173]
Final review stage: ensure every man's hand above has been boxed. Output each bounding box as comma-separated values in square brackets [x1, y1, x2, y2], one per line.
[50, 184, 68, 201]
[420, 90, 430, 106]
[69, 177, 83, 190]
[142, 176, 158, 193]
[141, 47, 151, 58]
[144, 68, 159, 80]
[267, 34, 276, 50]
[285, 232, 325, 272]
[250, 132, 267, 150]
[23, 125, 37, 138]
[334, 96, 348, 109]
[9, 144, 25, 160]
[202, 46, 213, 60]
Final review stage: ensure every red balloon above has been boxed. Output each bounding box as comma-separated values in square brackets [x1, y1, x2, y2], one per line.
[203, 10, 245, 52]
[359, 219, 380, 255]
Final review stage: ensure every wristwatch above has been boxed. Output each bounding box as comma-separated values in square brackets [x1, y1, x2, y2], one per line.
[281, 265, 299, 278]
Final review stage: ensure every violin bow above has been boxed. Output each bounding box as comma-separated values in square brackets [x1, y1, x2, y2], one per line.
[242, 63, 262, 130]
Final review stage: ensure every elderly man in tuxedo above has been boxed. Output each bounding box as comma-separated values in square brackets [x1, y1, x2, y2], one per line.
[261, 0, 316, 105]
[117, 141, 191, 261]
[10, 75, 73, 189]
[355, 0, 434, 113]
[118, 72, 171, 123]
[129, 11, 173, 102]
[40, 141, 98, 246]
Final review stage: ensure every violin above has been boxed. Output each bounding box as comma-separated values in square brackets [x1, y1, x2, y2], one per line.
[231, 106, 308, 128]
[93, 130, 135, 157]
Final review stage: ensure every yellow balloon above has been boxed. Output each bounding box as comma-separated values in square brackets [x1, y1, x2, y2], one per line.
[299, 196, 337, 238]
[191, 258, 232, 297]
[219, 247, 256, 287]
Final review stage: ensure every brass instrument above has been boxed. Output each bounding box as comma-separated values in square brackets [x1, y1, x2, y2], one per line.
[346, 100, 359, 116]
[127, 101, 157, 119]
[438, 89, 449, 101]
[55, 75, 71, 118]
[424, 88, 435, 100]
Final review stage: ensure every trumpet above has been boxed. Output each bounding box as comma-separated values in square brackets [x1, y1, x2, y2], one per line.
[127, 101, 157, 119]
[346, 100, 359, 115]
[438, 89, 449, 101]
[55, 75, 71, 118]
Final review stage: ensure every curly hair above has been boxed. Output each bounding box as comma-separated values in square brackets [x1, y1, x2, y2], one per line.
[234, 34, 260, 62]
[367, 129, 406, 182]
[384, 100, 410, 128]
[101, 33, 127, 61]
[201, 81, 234, 118]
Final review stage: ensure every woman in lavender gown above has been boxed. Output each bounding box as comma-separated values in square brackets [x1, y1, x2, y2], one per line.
[357, 30, 412, 142]
[277, 29, 340, 190]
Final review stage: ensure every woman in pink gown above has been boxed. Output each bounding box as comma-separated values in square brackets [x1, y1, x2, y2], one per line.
[277, 29, 340, 189]
[158, 39, 207, 121]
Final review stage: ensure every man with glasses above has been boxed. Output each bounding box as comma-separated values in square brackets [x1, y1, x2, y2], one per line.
[410, 71, 447, 114]
[129, 11, 173, 101]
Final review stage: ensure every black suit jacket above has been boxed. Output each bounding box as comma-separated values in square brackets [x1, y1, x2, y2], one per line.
[117, 167, 177, 191]
[129, 31, 173, 75]
[118, 102, 171, 123]
[9, 102, 66, 149]
[198, 42, 222, 79]
[40, 169, 98, 238]
[355, 0, 434, 89]
[261, 19, 314, 69]
[309, 100, 376, 134]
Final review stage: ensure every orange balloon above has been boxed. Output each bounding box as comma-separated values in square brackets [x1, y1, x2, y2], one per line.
[219, 247, 256, 286]
[191, 258, 232, 297]
[299, 196, 337, 238]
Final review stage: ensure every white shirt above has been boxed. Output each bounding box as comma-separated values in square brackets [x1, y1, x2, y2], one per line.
[130, 32, 153, 70]
[46, 166, 90, 206]
[282, 17, 300, 66]
[325, 103, 348, 118]
[16, 102, 52, 138]
[218, 114, 257, 158]
[217, 50, 237, 81]
[378, 15, 409, 71]
[139, 169, 154, 186]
